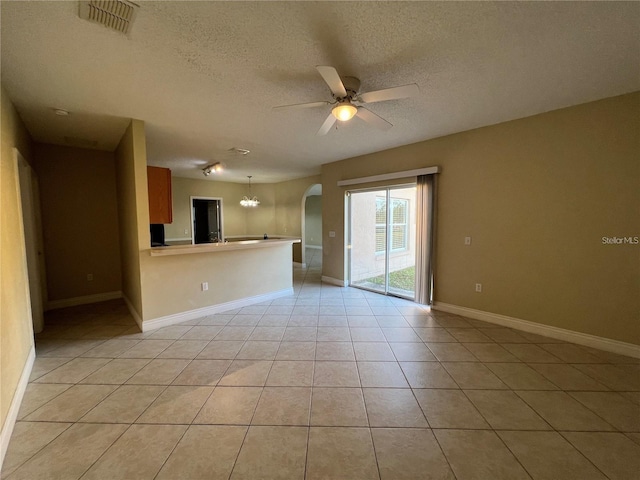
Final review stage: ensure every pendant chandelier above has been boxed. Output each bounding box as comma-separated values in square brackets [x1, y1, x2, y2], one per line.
[240, 175, 260, 207]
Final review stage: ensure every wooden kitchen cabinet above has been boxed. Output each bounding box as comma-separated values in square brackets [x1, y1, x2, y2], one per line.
[147, 166, 173, 224]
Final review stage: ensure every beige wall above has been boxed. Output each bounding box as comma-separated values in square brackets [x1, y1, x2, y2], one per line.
[33, 144, 121, 301]
[136, 171, 318, 322]
[165, 177, 249, 241]
[166, 176, 309, 242]
[245, 182, 276, 236]
[305, 195, 322, 247]
[274, 175, 321, 235]
[114, 120, 149, 320]
[140, 245, 293, 320]
[1, 86, 34, 431]
[165, 174, 320, 264]
[322, 92, 640, 344]
[136, 175, 319, 323]
[274, 175, 322, 263]
[139, 177, 293, 321]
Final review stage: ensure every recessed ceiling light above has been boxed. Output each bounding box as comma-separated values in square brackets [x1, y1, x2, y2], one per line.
[53, 108, 70, 116]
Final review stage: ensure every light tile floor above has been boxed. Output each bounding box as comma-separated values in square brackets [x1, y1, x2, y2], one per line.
[3, 248, 640, 479]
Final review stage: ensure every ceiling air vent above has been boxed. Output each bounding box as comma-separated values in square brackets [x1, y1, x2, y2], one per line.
[78, 0, 139, 35]
[228, 147, 251, 155]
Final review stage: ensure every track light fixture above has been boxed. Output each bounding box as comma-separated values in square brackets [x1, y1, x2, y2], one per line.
[202, 162, 223, 176]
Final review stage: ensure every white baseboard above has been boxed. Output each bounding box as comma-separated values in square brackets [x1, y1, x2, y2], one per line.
[321, 276, 347, 287]
[122, 294, 143, 331]
[141, 287, 295, 332]
[46, 291, 122, 311]
[432, 302, 640, 359]
[305, 245, 322, 250]
[293, 262, 307, 268]
[1, 346, 35, 471]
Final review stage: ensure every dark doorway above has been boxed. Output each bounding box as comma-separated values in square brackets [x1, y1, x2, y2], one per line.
[192, 197, 223, 244]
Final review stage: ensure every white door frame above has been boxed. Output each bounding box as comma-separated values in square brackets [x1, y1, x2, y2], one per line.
[190, 196, 224, 244]
[14, 148, 46, 333]
[300, 183, 322, 267]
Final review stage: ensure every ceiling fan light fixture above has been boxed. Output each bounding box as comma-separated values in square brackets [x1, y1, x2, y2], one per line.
[332, 102, 357, 122]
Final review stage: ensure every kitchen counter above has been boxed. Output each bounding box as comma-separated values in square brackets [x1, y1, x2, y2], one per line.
[149, 237, 301, 257]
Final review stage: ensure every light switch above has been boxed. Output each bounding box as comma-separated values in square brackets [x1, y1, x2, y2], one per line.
[464, 236, 472, 245]
[329, 231, 336, 238]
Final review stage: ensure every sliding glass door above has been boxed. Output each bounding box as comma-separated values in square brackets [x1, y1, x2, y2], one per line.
[350, 189, 387, 294]
[348, 185, 417, 299]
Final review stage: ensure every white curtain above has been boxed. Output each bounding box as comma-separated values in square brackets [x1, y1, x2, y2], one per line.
[415, 174, 435, 304]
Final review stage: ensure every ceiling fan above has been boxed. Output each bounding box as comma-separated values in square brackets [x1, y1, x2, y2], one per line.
[274, 66, 420, 136]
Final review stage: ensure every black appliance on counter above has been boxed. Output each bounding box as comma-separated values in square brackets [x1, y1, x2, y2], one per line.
[150, 224, 167, 247]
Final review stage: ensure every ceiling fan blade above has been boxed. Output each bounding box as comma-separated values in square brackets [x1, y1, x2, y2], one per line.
[359, 83, 419, 104]
[355, 107, 392, 131]
[317, 113, 337, 136]
[316, 66, 347, 98]
[273, 100, 330, 111]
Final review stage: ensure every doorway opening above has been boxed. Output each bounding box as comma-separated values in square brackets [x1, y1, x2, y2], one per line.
[348, 185, 417, 300]
[301, 183, 322, 268]
[15, 148, 47, 333]
[191, 197, 224, 244]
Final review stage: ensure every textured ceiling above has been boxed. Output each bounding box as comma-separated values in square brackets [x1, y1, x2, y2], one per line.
[1, 1, 639, 183]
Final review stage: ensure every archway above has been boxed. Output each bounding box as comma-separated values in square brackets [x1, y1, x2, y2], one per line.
[300, 183, 322, 267]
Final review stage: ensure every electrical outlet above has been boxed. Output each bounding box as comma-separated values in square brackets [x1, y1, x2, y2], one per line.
[475, 283, 482, 293]
[201, 282, 208, 291]
[87, 273, 93, 281]
[184, 229, 188, 235]
[329, 231, 336, 238]
[465, 236, 472, 245]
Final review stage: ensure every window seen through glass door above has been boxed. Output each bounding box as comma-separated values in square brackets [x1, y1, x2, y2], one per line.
[376, 197, 409, 254]
[350, 186, 416, 299]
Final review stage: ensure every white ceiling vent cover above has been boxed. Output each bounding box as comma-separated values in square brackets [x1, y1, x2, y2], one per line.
[78, 0, 139, 35]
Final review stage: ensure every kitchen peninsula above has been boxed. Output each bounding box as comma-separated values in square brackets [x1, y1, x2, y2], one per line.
[149, 237, 300, 256]
[139, 237, 300, 330]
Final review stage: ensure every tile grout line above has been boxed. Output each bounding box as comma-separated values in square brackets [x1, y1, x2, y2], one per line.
[0, 421, 74, 477]
[555, 431, 617, 480]
[428, 428, 461, 480]
[225, 299, 287, 479]
[150, 423, 191, 480]
[74, 421, 134, 480]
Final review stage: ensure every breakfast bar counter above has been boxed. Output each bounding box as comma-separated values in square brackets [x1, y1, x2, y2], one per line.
[140, 237, 300, 326]
[148, 238, 300, 256]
